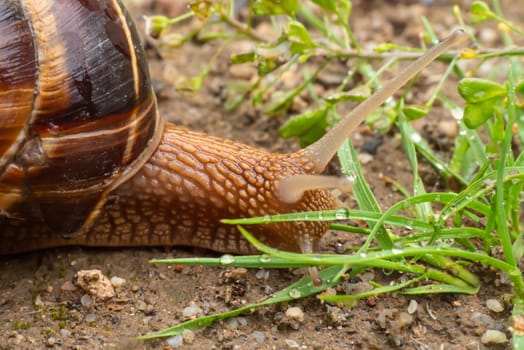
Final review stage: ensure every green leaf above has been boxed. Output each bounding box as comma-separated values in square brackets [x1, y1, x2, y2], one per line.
[285, 20, 316, 54]
[310, 0, 336, 11]
[403, 105, 429, 121]
[458, 78, 506, 103]
[286, 20, 314, 45]
[176, 73, 205, 92]
[374, 42, 395, 54]
[337, 0, 352, 23]
[279, 108, 329, 146]
[463, 98, 502, 129]
[401, 284, 479, 295]
[257, 58, 278, 76]
[253, 0, 299, 16]
[189, 0, 215, 19]
[324, 85, 371, 104]
[512, 233, 524, 260]
[230, 52, 256, 64]
[470, 1, 495, 24]
[144, 15, 169, 38]
[516, 80, 524, 96]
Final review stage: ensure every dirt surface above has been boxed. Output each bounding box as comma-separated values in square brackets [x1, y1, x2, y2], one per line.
[1, 0, 522, 349]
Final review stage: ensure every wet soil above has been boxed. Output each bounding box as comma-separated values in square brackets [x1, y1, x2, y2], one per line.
[1, 0, 522, 349]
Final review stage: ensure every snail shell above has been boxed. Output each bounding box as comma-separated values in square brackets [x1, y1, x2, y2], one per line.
[0, 0, 162, 234]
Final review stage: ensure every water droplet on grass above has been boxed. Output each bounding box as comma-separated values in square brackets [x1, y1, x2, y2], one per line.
[335, 208, 348, 220]
[289, 289, 301, 298]
[220, 254, 235, 265]
[259, 254, 271, 263]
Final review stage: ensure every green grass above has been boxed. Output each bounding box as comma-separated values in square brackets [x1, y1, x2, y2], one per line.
[142, 0, 524, 344]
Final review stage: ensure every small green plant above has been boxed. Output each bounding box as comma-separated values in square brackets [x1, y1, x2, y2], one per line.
[13, 320, 32, 331]
[142, 0, 524, 346]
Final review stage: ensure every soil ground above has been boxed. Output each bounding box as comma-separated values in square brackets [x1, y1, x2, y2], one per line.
[1, 0, 522, 349]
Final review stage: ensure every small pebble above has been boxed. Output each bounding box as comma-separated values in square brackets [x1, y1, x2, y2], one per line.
[255, 269, 269, 280]
[360, 271, 375, 283]
[166, 334, 183, 348]
[229, 64, 256, 80]
[285, 306, 305, 323]
[480, 329, 508, 344]
[396, 312, 414, 328]
[471, 312, 494, 328]
[486, 299, 504, 313]
[285, 339, 300, 349]
[237, 317, 248, 326]
[226, 318, 239, 329]
[249, 331, 265, 343]
[182, 303, 203, 319]
[80, 294, 93, 308]
[438, 120, 458, 138]
[377, 309, 395, 329]
[344, 281, 374, 295]
[74, 269, 115, 300]
[34, 294, 44, 307]
[144, 304, 155, 316]
[182, 329, 195, 344]
[137, 300, 147, 311]
[357, 153, 374, 165]
[110, 276, 126, 288]
[47, 337, 58, 346]
[60, 329, 70, 337]
[407, 299, 418, 314]
[85, 313, 97, 323]
[360, 135, 383, 155]
[326, 305, 347, 326]
[223, 267, 248, 281]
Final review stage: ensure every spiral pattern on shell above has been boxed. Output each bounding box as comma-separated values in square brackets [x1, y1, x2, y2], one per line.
[0, 0, 162, 234]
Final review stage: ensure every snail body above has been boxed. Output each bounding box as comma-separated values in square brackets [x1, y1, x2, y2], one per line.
[0, 0, 465, 255]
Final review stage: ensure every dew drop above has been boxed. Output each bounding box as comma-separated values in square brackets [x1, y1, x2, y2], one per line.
[259, 254, 271, 263]
[289, 289, 301, 298]
[335, 208, 348, 220]
[410, 133, 422, 143]
[451, 107, 463, 120]
[220, 254, 235, 265]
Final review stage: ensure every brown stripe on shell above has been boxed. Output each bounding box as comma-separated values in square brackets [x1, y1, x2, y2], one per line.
[108, 0, 142, 165]
[0, 0, 161, 234]
[0, 1, 36, 174]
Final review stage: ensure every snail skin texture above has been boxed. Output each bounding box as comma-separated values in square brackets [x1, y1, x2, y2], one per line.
[0, 0, 466, 255]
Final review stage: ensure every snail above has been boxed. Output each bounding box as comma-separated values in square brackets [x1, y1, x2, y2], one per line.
[0, 0, 466, 256]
